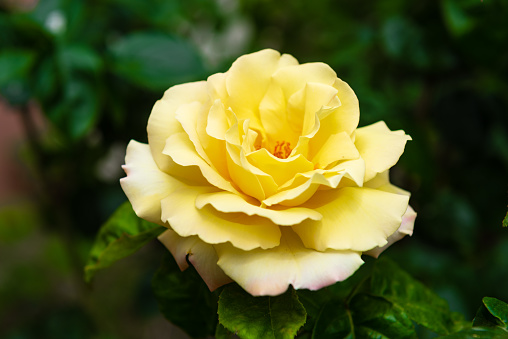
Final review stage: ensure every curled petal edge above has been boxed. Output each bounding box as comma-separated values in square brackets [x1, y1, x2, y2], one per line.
[158, 229, 232, 291]
[364, 205, 417, 258]
[215, 228, 364, 296]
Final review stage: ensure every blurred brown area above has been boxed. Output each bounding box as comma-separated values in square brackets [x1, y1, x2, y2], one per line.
[0, 100, 36, 203]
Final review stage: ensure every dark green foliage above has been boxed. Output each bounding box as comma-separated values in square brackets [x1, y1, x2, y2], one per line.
[370, 258, 462, 335]
[152, 252, 219, 338]
[1, 0, 508, 337]
[304, 258, 466, 339]
[473, 297, 508, 329]
[439, 327, 508, 339]
[109, 31, 205, 91]
[441, 297, 508, 338]
[84, 201, 165, 282]
[218, 284, 306, 339]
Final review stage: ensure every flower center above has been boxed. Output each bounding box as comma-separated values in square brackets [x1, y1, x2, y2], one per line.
[273, 141, 292, 159]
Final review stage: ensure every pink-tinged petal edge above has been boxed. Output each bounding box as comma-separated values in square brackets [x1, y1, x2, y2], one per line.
[215, 228, 364, 296]
[365, 205, 416, 258]
[158, 229, 232, 291]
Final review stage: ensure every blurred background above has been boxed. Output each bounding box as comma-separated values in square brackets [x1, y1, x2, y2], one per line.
[1, 0, 507, 338]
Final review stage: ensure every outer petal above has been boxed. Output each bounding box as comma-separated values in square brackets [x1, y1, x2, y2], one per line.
[120, 140, 176, 225]
[147, 81, 209, 173]
[355, 121, 411, 182]
[158, 229, 232, 291]
[365, 205, 416, 258]
[160, 184, 281, 251]
[226, 49, 298, 130]
[216, 228, 364, 296]
[292, 187, 409, 251]
[195, 191, 322, 226]
[364, 170, 410, 196]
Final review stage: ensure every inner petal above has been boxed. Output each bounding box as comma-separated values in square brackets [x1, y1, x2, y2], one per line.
[286, 82, 339, 137]
[246, 148, 314, 187]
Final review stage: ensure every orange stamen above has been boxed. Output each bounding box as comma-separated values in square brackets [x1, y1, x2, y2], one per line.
[273, 141, 292, 159]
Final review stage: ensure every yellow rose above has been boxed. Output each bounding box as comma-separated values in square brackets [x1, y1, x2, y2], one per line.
[121, 49, 415, 296]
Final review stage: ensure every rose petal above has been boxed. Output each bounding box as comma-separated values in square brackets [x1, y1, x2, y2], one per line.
[364, 170, 410, 196]
[225, 119, 278, 200]
[158, 229, 232, 291]
[206, 99, 230, 140]
[207, 72, 228, 102]
[120, 140, 177, 225]
[309, 79, 360, 150]
[160, 184, 281, 251]
[226, 49, 298, 130]
[263, 171, 344, 207]
[364, 205, 416, 258]
[287, 82, 339, 136]
[292, 186, 409, 251]
[310, 132, 360, 169]
[216, 228, 364, 296]
[195, 191, 322, 226]
[246, 149, 314, 187]
[173, 100, 232, 182]
[147, 81, 208, 173]
[174, 102, 213, 163]
[272, 63, 337, 99]
[262, 159, 365, 207]
[355, 121, 411, 182]
[259, 82, 299, 150]
[163, 132, 238, 193]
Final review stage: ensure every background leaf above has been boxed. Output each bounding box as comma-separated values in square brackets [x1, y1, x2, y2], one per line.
[152, 251, 218, 338]
[108, 31, 206, 91]
[84, 201, 165, 282]
[218, 284, 306, 339]
[439, 326, 508, 339]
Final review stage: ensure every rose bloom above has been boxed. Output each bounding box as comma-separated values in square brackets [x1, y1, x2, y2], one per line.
[121, 49, 416, 296]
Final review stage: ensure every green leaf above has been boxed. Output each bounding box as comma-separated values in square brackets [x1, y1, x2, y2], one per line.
[311, 300, 353, 339]
[108, 31, 205, 91]
[370, 257, 459, 335]
[473, 297, 508, 329]
[84, 201, 165, 282]
[503, 211, 508, 227]
[439, 327, 508, 339]
[311, 294, 416, 339]
[298, 257, 373, 334]
[152, 252, 218, 338]
[0, 49, 35, 86]
[441, 0, 475, 37]
[218, 284, 306, 339]
[48, 78, 100, 140]
[215, 323, 237, 339]
[350, 294, 416, 339]
[60, 44, 102, 74]
[0, 49, 36, 105]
